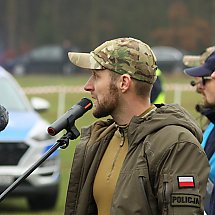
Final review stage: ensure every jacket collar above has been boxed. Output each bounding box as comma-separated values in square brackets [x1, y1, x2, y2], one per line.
[195, 104, 215, 124]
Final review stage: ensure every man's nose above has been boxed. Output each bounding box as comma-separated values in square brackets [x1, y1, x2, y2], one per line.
[196, 85, 204, 94]
[84, 77, 94, 92]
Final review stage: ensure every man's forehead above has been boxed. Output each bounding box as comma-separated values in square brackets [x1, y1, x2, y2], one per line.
[91, 68, 110, 76]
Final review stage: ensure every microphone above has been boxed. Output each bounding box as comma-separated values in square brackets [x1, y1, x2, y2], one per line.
[190, 80, 197, 86]
[47, 98, 93, 136]
[0, 105, 9, 132]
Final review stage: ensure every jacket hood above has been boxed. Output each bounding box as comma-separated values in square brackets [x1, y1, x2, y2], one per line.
[128, 104, 203, 144]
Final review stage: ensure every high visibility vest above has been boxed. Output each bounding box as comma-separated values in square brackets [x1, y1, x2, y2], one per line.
[153, 68, 165, 104]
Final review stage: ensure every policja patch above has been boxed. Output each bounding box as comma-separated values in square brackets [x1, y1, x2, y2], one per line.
[171, 193, 200, 208]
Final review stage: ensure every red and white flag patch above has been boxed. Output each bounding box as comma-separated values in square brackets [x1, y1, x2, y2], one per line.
[177, 176, 195, 188]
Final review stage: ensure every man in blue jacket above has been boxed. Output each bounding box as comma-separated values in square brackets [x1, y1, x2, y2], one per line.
[184, 50, 215, 215]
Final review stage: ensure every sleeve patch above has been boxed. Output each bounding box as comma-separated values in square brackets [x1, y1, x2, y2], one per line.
[177, 176, 195, 188]
[171, 193, 200, 208]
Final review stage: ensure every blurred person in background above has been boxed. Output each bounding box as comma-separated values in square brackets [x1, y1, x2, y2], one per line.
[210, 71, 215, 215]
[151, 67, 165, 104]
[64, 37, 209, 215]
[184, 48, 215, 215]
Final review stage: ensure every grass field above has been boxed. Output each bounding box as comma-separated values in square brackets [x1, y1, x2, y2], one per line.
[0, 72, 206, 215]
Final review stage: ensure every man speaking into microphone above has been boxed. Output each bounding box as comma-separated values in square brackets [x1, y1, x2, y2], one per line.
[64, 38, 209, 215]
[0, 105, 9, 132]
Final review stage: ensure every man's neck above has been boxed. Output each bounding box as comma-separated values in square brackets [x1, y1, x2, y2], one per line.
[112, 100, 152, 125]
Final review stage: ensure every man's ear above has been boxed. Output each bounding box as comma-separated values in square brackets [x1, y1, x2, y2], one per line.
[119, 74, 132, 92]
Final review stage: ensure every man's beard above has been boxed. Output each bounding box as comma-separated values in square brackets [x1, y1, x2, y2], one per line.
[202, 95, 215, 108]
[93, 83, 119, 118]
[203, 102, 215, 108]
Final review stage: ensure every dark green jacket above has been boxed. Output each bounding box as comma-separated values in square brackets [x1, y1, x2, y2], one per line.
[65, 104, 209, 215]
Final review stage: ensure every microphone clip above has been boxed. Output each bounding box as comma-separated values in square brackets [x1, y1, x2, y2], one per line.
[58, 125, 80, 149]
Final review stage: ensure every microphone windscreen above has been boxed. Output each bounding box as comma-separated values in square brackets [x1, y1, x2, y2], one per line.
[0, 105, 9, 131]
[78, 98, 93, 111]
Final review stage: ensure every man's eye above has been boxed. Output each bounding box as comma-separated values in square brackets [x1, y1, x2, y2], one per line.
[93, 74, 98, 79]
[93, 73, 100, 80]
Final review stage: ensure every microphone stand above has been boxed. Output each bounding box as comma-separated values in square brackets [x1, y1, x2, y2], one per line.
[0, 125, 80, 203]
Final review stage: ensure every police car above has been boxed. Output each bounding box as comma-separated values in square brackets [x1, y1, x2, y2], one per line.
[0, 66, 60, 210]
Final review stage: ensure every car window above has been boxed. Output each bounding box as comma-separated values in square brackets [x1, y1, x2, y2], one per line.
[30, 46, 63, 61]
[0, 77, 29, 111]
[152, 47, 183, 61]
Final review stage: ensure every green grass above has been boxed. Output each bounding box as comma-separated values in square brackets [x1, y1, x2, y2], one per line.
[15, 73, 91, 87]
[0, 73, 205, 214]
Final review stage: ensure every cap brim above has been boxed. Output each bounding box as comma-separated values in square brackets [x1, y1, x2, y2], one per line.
[68, 52, 102, 69]
[184, 65, 212, 77]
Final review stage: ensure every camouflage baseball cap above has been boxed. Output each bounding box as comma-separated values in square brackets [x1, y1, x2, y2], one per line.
[68, 38, 157, 84]
[183, 46, 215, 67]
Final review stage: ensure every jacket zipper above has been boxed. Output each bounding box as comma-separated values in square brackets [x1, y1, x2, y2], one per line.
[162, 174, 169, 214]
[74, 143, 88, 213]
[139, 176, 153, 215]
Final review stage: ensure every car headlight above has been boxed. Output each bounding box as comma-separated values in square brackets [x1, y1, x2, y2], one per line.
[28, 120, 54, 141]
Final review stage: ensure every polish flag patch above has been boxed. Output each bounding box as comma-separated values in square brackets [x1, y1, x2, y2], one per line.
[177, 176, 195, 188]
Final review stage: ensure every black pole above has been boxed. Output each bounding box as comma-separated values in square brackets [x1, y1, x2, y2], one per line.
[0, 128, 79, 203]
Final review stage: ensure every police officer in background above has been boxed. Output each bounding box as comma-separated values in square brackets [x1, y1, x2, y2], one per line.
[151, 67, 165, 104]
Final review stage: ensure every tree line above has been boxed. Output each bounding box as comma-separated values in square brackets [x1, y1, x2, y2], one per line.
[0, 0, 214, 57]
